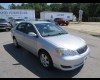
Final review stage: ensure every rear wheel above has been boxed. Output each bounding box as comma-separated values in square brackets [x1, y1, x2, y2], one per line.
[39, 51, 53, 70]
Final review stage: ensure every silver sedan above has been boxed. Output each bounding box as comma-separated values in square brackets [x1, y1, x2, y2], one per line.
[11, 21, 90, 71]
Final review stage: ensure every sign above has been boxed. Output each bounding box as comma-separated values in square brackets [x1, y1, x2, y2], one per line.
[79, 10, 83, 14]
[57, 14, 64, 16]
[51, 15, 53, 20]
[79, 10, 83, 18]
[79, 10, 83, 22]
[0, 11, 28, 15]
[67, 16, 70, 18]
[0, 9, 35, 21]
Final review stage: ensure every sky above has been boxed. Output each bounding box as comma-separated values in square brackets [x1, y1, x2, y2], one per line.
[0, 3, 51, 9]
[0, 3, 22, 9]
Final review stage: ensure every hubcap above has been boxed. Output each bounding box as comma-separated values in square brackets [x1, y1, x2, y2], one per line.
[40, 54, 49, 67]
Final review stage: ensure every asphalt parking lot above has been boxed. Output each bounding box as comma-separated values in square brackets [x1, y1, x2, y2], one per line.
[0, 24, 100, 78]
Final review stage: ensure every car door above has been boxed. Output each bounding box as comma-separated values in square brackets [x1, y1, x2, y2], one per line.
[14, 23, 27, 47]
[22, 23, 38, 55]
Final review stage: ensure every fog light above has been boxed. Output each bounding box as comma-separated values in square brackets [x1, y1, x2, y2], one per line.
[61, 65, 72, 68]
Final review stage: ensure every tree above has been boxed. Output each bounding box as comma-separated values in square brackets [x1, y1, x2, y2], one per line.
[8, 3, 100, 21]
[0, 5, 4, 9]
[14, 3, 51, 18]
[9, 3, 16, 9]
[50, 3, 62, 11]
[80, 3, 100, 21]
[69, 3, 80, 18]
[95, 3, 100, 17]
[60, 3, 72, 12]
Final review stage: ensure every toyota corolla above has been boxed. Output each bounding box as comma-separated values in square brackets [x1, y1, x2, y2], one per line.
[11, 21, 90, 71]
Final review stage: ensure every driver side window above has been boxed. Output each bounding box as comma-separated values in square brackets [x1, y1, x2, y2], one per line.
[16, 23, 27, 33]
[26, 23, 37, 34]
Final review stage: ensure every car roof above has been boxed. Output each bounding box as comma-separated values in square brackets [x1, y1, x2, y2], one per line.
[21, 21, 51, 24]
[15, 18, 22, 19]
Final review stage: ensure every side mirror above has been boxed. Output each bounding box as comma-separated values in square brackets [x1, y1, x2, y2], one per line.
[28, 32, 37, 37]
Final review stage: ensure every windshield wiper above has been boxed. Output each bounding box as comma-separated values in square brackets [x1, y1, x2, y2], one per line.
[56, 32, 68, 35]
[43, 34, 53, 37]
[43, 32, 68, 37]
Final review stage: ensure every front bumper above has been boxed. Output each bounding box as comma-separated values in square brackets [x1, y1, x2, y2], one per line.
[0, 26, 11, 30]
[52, 47, 90, 71]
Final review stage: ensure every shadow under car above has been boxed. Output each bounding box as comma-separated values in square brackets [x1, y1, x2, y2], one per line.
[3, 43, 83, 78]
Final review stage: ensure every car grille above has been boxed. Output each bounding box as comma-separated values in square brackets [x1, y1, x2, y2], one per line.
[77, 45, 88, 54]
[0, 24, 7, 26]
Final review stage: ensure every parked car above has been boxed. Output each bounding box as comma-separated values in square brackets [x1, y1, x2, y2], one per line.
[0, 19, 12, 31]
[14, 19, 25, 24]
[54, 18, 69, 26]
[45, 19, 58, 25]
[8, 17, 14, 26]
[14, 18, 25, 25]
[37, 19, 58, 25]
[9, 18, 25, 27]
[11, 21, 90, 71]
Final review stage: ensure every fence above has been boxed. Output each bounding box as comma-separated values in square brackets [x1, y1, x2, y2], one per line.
[88, 17, 100, 22]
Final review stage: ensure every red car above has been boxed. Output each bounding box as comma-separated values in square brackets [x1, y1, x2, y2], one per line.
[54, 18, 69, 26]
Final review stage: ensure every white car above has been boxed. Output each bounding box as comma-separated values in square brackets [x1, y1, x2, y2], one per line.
[11, 21, 90, 71]
[12, 19, 25, 27]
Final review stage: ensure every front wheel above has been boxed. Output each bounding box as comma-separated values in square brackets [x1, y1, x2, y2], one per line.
[39, 51, 53, 70]
[66, 23, 69, 26]
[13, 38, 19, 48]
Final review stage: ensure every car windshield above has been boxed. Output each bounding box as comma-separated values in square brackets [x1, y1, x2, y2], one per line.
[15, 19, 25, 21]
[35, 23, 68, 37]
[0, 19, 7, 22]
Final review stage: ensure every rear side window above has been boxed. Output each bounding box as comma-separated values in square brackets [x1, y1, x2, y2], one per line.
[16, 23, 27, 33]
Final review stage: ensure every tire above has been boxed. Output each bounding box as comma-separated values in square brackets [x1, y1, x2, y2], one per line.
[60, 23, 64, 26]
[39, 51, 53, 70]
[62, 23, 65, 26]
[59, 23, 62, 26]
[66, 23, 69, 26]
[57, 23, 60, 26]
[13, 38, 19, 48]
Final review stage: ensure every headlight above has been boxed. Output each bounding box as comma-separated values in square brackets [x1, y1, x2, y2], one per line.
[7, 23, 11, 26]
[56, 48, 78, 56]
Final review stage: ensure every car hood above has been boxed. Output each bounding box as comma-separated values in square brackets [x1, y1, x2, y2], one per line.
[16, 21, 23, 24]
[44, 34, 86, 50]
